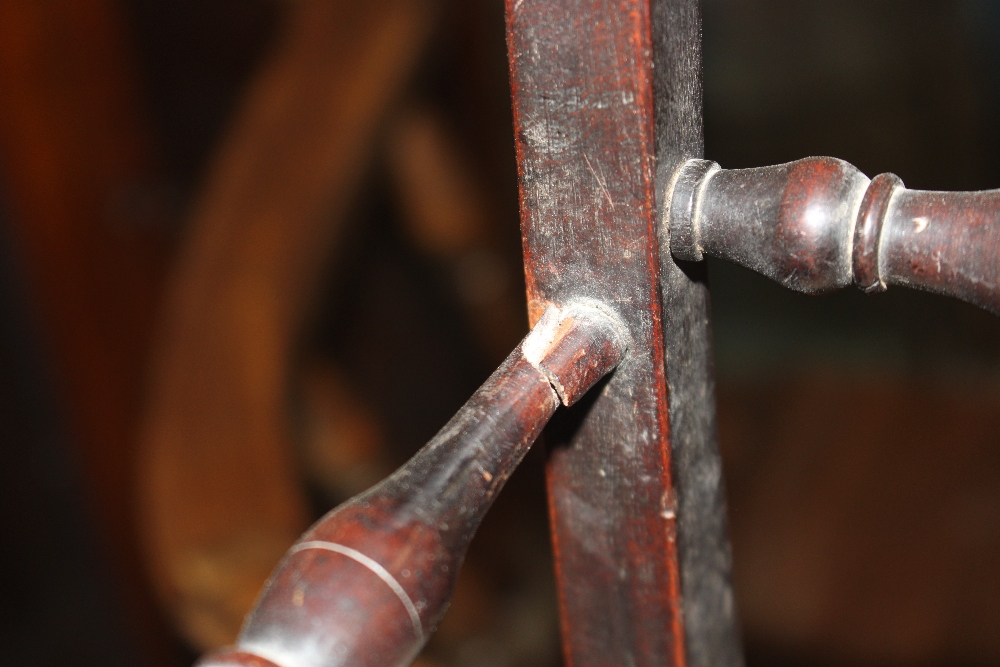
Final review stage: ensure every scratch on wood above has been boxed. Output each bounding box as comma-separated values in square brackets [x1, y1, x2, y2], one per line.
[585, 154, 616, 210]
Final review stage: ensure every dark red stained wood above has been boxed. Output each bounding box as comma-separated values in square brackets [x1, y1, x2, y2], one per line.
[505, 2, 732, 666]
[196, 304, 625, 667]
[670, 155, 1000, 316]
[881, 187, 1000, 314]
[853, 172, 903, 293]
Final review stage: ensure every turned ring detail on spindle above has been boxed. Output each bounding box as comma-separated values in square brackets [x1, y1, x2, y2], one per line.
[665, 156, 1000, 316]
[196, 301, 627, 667]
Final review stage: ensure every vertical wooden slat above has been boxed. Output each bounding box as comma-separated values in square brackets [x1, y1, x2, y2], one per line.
[506, 0, 741, 665]
[506, 0, 684, 664]
[651, 3, 744, 667]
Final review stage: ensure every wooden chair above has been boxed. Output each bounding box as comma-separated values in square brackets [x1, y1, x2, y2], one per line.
[193, 1, 1000, 665]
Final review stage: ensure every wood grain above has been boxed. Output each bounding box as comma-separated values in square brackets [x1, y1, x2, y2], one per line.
[669, 156, 1000, 315]
[196, 303, 625, 667]
[506, 1, 740, 666]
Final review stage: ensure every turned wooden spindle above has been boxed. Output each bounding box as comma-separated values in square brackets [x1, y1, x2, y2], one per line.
[197, 301, 627, 667]
[668, 156, 1000, 315]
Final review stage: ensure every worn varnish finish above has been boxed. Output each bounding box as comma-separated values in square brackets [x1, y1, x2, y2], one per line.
[669, 156, 1000, 315]
[506, 1, 740, 666]
[882, 187, 1000, 313]
[196, 304, 625, 667]
[651, 4, 743, 667]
